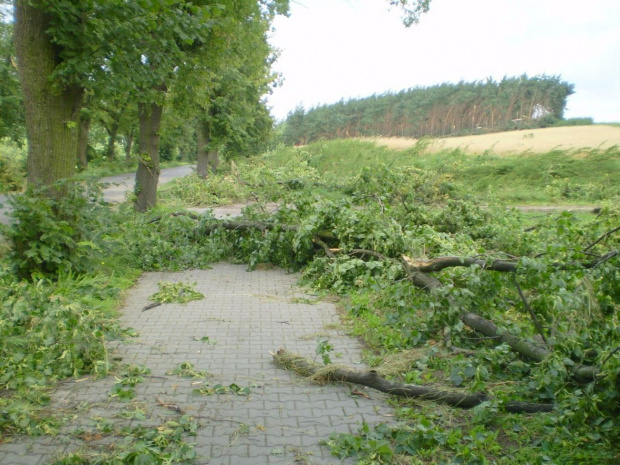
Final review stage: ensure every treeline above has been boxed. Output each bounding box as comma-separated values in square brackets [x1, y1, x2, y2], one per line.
[282, 75, 579, 145]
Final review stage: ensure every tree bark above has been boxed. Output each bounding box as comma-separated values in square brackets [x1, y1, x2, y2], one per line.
[14, 0, 83, 191]
[207, 149, 220, 173]
[124, 129, 134, 161]
[105, 121, 119, 160]
[77, 112, 91, 171]
[196, 121, 209, 179]
[134, 97, 164, 212]
[403, 255, 519, 273]
[273, 349, 553, 413]
[196, 120, 221, 178]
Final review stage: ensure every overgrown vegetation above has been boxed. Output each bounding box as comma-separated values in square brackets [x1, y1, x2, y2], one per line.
[143, 148, 620, 463]
[260, 139, 620, 204]
[1, 136, 619, 463]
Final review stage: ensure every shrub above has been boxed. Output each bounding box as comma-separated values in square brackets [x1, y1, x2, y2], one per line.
[3, 180, 116, 279]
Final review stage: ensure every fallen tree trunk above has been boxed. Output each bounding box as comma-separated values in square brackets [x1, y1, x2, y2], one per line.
[402, 253, 619, 273]
[461, 312, 598, 383]
[272, 349, 554, 414]
[402, 255, 519, 273]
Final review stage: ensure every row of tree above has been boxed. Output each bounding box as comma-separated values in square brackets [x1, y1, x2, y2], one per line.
[282, 75, 575, 145]
[2, 0, 433, 211]
[3, 0, 288, 211]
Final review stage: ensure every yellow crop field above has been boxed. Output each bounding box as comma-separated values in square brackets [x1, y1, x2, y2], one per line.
[368, 125, 620, 155]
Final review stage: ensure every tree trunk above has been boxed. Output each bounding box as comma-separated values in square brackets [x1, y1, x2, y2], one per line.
[207, 149, 220, 173]
[134, 99, 164, 212]
[196, 121, 209, 179]
[14, 0, 83, 191]
[105, 121, 119, 160]
[124, 129, 134, 161]
[77, 112, 91, 171]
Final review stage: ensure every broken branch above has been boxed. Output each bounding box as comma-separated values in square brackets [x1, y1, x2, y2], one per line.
[460, 312, 598, 383]
[272, 349, 553, 414]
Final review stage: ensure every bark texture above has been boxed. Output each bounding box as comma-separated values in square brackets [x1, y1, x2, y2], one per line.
[403, 255, 518, 273]
[134, 99, 164, 212]
[14, 1, 83, 190]
[196, 121, 209, 179]
[273, 349, 554, 413]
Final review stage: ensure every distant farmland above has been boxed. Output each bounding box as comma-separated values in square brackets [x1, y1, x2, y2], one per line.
[367, 125, 620, 155]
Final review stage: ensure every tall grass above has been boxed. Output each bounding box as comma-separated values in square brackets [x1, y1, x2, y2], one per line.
[262, 140, 620, 204]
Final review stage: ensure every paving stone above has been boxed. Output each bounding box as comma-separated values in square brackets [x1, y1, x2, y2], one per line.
[0, 263, 393, 464]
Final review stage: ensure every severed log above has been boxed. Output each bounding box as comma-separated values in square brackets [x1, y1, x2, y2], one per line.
[401, 252, 619, 273]
[461, 312, 598, 383]
[402, 255, 519, 273]
[272, 349, 553, 414]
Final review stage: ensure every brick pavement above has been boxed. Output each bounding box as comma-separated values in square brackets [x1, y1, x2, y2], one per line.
[0, 264, 393, 464]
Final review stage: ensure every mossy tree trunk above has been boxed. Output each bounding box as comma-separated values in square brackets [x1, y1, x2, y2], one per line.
[134, 98, 163, 212]
[207, 149, 220, 173]
[14, 1, 83, 191]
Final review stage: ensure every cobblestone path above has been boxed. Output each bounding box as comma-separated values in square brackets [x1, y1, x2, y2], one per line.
[0, 264, 393, 464]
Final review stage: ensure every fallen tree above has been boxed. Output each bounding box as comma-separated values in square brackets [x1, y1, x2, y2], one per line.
[149, 214, 613, 385]
[272, 349, 554, 414]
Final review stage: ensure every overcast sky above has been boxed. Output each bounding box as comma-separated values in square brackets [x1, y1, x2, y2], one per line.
[267, 0, 620, 123]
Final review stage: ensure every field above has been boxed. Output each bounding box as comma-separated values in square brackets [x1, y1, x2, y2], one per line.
[263, 133, 620, 205]
[367, 124, 620, 155]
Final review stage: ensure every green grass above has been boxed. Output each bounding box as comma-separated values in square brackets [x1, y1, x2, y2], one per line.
[263, 140, 620, 205]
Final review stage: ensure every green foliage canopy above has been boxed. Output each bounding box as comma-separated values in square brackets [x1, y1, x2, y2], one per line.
[282, 75, 575, 145]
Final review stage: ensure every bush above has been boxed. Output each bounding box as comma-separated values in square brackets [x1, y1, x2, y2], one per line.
[3, 180, 116, 279]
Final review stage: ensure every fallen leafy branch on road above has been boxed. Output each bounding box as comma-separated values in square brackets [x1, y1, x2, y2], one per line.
[152, 212, 615, 387]
[130, 165, 620, 463]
